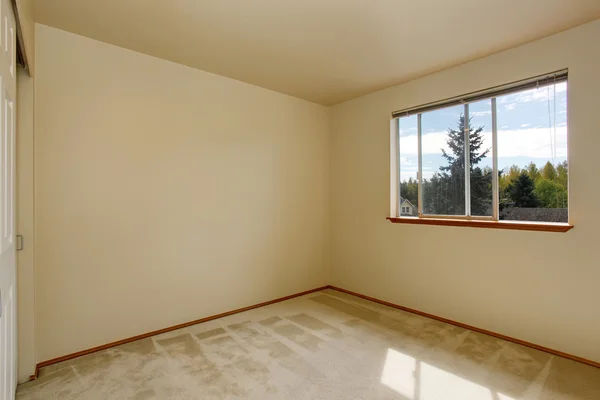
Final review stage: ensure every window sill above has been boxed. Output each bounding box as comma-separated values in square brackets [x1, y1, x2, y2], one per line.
[386, 217, 573, 233]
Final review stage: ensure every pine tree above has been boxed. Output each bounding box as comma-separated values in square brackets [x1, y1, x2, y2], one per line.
[440, 115, 489, 172]
[470, 166, 493, 215]
[399, 177, 418, 207]
[423, 115, 491, 215]
[506, 172, 539, 207]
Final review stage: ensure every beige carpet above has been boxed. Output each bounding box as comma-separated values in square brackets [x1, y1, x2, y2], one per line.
[16, 289, 600, 399]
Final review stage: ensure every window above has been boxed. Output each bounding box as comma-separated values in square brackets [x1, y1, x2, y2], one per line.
[391, 70, 570, 230]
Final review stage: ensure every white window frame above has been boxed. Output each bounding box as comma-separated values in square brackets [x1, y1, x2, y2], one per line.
[390, 70, 567, 222]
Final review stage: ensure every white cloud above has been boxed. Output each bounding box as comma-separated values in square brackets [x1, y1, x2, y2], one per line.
[520, 124, 531, 128]
[400, 130, 490, 156]
[399, 127, 567, 159]
[400, 127, 417, 136]
[399, 171, 419, 182]
[498, 127, 567, 158]
[505, 103, 517, 111]
[514, 89, 549, 103]
[399, 156, 413, 165]
[503, 82, 566, 104]
[400, 171, 430, 182]
[471, 110, 491, 117]
[498, 96, 510, 104]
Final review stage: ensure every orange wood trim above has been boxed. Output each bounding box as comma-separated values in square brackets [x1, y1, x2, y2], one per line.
[386, 217, 573, 232]
[33, 286, 329, 377]
[28, 366, 38, 381]
[32, 283, 598, 380]
[328, 285, 600, 369]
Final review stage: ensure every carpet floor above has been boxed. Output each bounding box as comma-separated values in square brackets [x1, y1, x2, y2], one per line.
[16, 289, 600, 399]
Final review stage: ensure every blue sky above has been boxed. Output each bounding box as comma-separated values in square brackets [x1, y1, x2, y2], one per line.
[398, 82, 567, 182]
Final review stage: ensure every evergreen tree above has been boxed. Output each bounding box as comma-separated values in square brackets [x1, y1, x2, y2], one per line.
[506, 172, 539, 207]
[423, 173, 459, 215]
[399, 177, 418, 207]
[422, 115, 491, 215]
[440, 115, 489, 171]
[470, 166, 493, 215]
[499, 164, 519, 201]
[506, 164, 522, 180]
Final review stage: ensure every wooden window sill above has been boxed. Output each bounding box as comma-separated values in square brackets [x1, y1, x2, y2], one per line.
[386, 217, 573, 232]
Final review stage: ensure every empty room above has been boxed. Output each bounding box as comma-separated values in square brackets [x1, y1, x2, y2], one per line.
[1, 0, 599, 399]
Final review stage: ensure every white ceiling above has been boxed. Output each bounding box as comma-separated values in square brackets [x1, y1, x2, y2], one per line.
[33, 1, 600, 105]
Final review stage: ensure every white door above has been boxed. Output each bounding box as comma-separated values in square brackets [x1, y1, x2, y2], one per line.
[0, 0, 16, 397]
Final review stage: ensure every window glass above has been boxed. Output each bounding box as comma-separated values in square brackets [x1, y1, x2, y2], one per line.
[421, 105, 466, 215]
[468, 100, 494, 217]
[398, 116, 419, 213]
[497, 82, 568, 222]
[395, 77, 568, 224]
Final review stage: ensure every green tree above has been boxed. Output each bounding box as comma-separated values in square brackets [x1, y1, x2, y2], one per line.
[400, 177, 418, 207]
[470, 166, 493, 215]
[535, 179, 568, 208]
[500, 164, 521, 188]
[440, 115, 489, 173]
[422, 115, 490, 215]
[422, 174, 454, 214]
[541, 161, 558, 181]
[506, 172, 539, 207]
[525, 162, 541, 181]
[506, 164, 522, 180]
[499, 164, 521, 208]
[556, 160, 568, 189]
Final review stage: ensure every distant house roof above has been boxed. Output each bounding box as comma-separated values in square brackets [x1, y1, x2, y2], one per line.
[500, 208, 568, 223]
[400, 197, 415, 208]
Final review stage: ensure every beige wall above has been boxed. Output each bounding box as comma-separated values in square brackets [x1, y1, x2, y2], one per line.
[15, 0, 35, 76]
[28, 18, 600, 367]
[330, 20, 600, 363]
[16, 66, 35, 382]
[34, 24, 330, 362]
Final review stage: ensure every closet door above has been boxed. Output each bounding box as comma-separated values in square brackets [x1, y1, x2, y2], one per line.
[0, 0, 17, 398]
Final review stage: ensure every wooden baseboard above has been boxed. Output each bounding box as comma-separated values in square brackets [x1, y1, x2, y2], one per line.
[28, 366, 39, 382]
[327, 285, 600, 369]
[30, 283, 599, 381]
[31, 286, 329, 379]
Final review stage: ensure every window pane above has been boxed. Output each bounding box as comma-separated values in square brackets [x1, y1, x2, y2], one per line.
[497, 82, 568, 223]
[469, 100, 494, 216]
[421, 105, 466, 216]
[398, 116, 418, 216]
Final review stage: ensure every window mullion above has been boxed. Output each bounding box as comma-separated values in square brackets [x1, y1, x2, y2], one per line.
[464, 103, 471, 216]
[417, 113, 423, 216]
[395, 119, 401, 217]
[491, 98, 499, 220]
